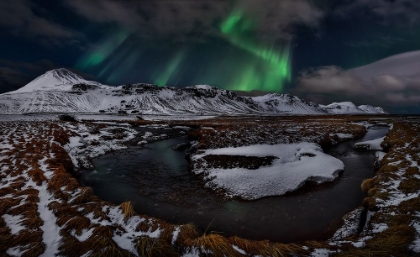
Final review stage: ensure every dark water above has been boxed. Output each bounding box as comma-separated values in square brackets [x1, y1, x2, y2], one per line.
[78, 126, 389, 243]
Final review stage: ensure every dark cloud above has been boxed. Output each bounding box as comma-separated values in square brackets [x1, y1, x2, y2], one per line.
[237, 0, 323, 41]
[336, 0, 420, 24]
[0, 0, 77, 44]
[295, 65, 420, 111]
[296, 66, 364, 94]
[65, 0, 323, 42]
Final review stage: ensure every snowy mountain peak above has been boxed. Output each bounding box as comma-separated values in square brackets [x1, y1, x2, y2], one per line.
[10, 68, 102, 94]
[46, 68, 83, 80]
[0, 69, 386, 115]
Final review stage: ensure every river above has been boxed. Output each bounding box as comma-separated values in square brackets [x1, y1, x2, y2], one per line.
[77, 126, 389, 242]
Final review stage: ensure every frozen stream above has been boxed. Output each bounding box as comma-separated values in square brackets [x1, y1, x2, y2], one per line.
[78, 126, 389, 242]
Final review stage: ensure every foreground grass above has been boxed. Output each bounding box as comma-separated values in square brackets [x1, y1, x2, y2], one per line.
[0, 116, 419, 256]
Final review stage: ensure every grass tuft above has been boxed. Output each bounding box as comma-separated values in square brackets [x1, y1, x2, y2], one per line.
[361, 178, 375, 193]
[185, 233, 239, 257]
[174, 223, 199, 246]
[120, 201, 136, 222]
[135, 236, 179, 257]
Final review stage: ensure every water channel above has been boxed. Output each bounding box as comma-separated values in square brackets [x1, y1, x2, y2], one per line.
[78, 126, 389, 242]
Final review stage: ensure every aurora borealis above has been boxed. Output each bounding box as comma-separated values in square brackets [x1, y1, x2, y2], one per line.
[2, 0, 420, 113]
[71, 6, 292, 93]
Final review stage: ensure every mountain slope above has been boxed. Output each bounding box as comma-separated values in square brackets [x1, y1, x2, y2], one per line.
[12, 68, 104, 93]
[0, 69, 386, 115]
[319, 102, 385, 114]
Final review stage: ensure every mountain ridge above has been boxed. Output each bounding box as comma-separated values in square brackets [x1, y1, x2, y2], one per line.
[0, 69, 386, 115]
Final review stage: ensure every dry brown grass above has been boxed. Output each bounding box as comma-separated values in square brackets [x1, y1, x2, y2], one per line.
[156, 221, 175, 243]
[65, 216, 92, 236]
[174, 223, 199, 246]
[185, 233, 240, 257]
[21, 211, 44, 230]
[27, 168, 47, 186]
[4, 117, 420, 256]
[8, 229, 43, 248]
[398, 177, 420, 194]
[21, 242, 46, 257]
[405, 166, 420, 178]
[7, 202, 38, 216]
[362, 197, 377, 211]
[0, 186, 15, 197]
[337, 225, 415, 257]
[0, 197, 23, 215]
[120, 201, 136, 222]
[398, 197, 420, 214]
[361, 178, 375, 193]
[135, 236, 179, 257]
[70, 187, 96, 205]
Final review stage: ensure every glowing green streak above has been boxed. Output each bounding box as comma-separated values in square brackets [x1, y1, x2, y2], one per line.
[220, 11, 291, 92]
[154, 51, 185, 86]
[76, 30, 129, 69]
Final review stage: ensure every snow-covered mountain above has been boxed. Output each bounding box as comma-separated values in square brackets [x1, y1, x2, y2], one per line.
[319, 102, 385, 114]
[0, 69, 386, 115]
[13, 68, 103, 93]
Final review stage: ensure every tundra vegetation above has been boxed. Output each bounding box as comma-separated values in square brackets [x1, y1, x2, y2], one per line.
[0, 115, 419, 256]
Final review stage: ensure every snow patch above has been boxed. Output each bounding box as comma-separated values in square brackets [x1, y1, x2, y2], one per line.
[193, 143, 344, 199]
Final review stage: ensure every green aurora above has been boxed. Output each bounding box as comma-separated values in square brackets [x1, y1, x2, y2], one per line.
[152, 10, 291, 92]
[76, 30, 130, 71]
[75, 10, 291, 93]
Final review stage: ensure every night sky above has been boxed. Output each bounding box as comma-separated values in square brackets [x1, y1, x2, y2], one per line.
[1, 0, 420, 113]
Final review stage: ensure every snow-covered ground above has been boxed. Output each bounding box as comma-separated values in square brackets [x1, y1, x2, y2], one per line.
[192, 143, 344, 199]
[2, 115, 419, 256]
[354, 136, 385, 150]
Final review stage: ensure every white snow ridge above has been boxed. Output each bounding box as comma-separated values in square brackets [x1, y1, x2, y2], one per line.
[0, 68, 386, 115]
